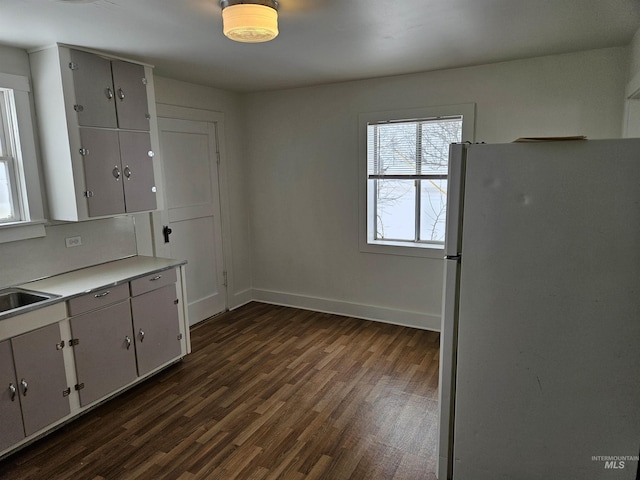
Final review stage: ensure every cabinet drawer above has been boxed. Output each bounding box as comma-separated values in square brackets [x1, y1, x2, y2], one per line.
[68, 283, 129, 317]
[130, 268, 177, 297]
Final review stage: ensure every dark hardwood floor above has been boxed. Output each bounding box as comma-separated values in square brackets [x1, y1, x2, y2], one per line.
[0, 302, 441, 480]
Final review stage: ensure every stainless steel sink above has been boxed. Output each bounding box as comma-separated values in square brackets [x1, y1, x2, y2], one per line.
[0, 288, 61, 315]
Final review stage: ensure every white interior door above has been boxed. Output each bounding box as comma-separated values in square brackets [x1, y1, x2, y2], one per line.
[157, 117, 226, 325]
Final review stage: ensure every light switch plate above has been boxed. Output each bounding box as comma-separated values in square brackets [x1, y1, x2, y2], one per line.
[65, 236, 82, 248]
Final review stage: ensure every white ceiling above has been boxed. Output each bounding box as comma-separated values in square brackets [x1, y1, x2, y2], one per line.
[1, 0, 639, 92]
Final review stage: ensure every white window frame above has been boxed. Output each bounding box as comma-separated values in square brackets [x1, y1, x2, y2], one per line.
[0, 73, 46, 244]
[358, 103, 475, 258]
[1, 88, 25, 223]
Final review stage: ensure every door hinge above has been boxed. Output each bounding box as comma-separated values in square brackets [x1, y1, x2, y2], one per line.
[222, 270, 228, 287]
[177, 333, 183, 341]
[79, 148, 89, 156]
[174, 298, 179, 305]
[62, 387, 71, 397]
[84, 191, 94, 198]
[69, 338, 80, 346]
[56, 340, 65, 350]
[68, 62, 79, 71]
[75, 383, 85, 391]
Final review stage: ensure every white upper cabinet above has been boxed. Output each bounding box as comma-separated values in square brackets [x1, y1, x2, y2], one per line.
[111, 60, 151, 131]
[69, 49, 118, 129]
[29, 45, 157, 221]
[70, 50, 150, 131]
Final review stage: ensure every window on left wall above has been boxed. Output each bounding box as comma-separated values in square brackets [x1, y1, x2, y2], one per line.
[1, 88, 25, 223]
[0, 73, 45, 243]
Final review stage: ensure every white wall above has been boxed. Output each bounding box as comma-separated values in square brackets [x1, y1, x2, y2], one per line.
[0, 217, 138, 288]
[0, 45, 31, 77]
[153, 77, 252, 309]
[0, 45, 138, 289]
[242, 47, 628, 330]
[628, 28, 640, 81]
[624, 27, 640, 137]
[0, 43, 631, 328]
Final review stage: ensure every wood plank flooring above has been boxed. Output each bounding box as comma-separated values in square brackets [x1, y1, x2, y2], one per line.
[0, 302, 441, 480]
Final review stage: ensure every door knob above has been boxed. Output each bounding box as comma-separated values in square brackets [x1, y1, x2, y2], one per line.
[163, 225, 172, 243]
[9, 383, 16, 401]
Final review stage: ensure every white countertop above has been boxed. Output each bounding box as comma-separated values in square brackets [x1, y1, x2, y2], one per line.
[0, 255, 186, 338]
[18, 255, 186, 299]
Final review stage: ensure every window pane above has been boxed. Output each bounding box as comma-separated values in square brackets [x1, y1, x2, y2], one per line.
[420, 119, 462, 175]
[0, 95, 7, 157]
[368, 123, 417, 176]
[420, 179, 447, 242]
[375, 179, 415, 241]
[0, 161, 14, 220]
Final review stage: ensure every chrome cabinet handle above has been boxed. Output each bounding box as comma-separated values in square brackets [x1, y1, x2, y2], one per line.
[150, 275, 162, 281]
[105, 87, 114, 100]
[139, 329, 145, 343]
[117, 88, 125, 100]
[9, 383, 16, 401]
[124, 166, 132, 179]
[20, 379, 28, 396]
[113, 166, 121, 180]
[94, 290, 110, 298]
[125, 335, 131, 350]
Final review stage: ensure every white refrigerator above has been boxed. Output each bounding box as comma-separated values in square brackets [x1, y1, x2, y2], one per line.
[437, 139, 640, 480]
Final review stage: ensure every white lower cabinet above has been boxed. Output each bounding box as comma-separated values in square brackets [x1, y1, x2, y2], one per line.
[131, 284, 182, 376]
[0, 340, 27, 452]
[130, 268, 182, 376]
[0, 324, 70, 451]
[1, 261, 189, 459]
[70, 300, 137, 407]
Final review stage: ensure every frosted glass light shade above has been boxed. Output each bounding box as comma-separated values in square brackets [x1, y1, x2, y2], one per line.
[222, 4, 279, 43]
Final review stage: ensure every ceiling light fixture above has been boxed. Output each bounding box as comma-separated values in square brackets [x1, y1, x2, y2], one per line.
[220, 0, 279, 43]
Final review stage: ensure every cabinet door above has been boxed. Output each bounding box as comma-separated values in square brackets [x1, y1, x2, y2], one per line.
[79, 128, 126, 217]
[11, 324, 70, 437]
[111, 60, 150, 131]
[70, 300, 137, 407]
[0, 340, 25, 452]
[131, 285, 182, 376]
[69, 49, 118, 128]
[119, 131, 157, 213]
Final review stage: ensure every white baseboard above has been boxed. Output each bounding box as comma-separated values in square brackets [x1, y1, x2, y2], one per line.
[251, 288, 441, 332]
[229, 288, 253, 311]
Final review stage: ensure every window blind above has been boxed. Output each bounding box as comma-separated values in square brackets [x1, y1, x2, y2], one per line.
[367, 116, 462, 179]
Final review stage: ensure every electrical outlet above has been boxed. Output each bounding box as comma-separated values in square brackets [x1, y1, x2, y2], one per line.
[65, 236, 82, 248]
